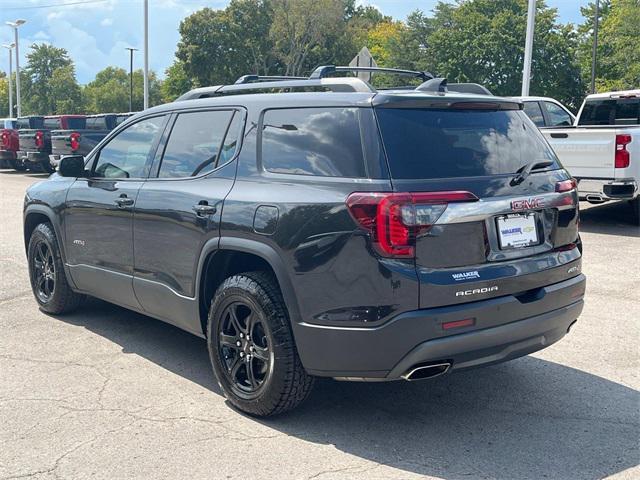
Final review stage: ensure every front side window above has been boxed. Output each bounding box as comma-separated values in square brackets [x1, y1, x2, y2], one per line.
[523, 102, 545, 127]
[93, 116, 165, 179]
[158, 110, 236, 178]
[261, 107, 367, 178]
[544, 102, 573, 126]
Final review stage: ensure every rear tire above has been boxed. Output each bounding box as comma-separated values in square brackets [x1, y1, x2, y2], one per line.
[27, 223, 83, 314]
[207, 272, 314, 416]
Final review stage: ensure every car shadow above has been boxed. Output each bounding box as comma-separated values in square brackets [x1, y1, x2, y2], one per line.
[0, 169, 50, 178]
[578, 200, 639, 237]
[56, 298, 639, 480]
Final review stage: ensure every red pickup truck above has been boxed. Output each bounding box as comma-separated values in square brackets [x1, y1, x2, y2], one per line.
[1, 117, 46, 170]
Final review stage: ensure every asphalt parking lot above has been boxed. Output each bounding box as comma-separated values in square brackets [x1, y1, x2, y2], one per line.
[1, 169, 638, 480]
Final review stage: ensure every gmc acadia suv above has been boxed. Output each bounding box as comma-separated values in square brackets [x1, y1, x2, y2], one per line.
[23, 66, 586, 416]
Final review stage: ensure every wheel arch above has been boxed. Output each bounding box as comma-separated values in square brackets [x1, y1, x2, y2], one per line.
[196, 237, 301, 337]
[24, 205, 66, 261]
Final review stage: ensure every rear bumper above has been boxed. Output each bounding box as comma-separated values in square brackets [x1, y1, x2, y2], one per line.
[20, 151, 50, 165]
[49, 154, 61, 167]
[577, 177, 638, 201]
[0, 150, 17, 161]
[294, 274, 586, 380]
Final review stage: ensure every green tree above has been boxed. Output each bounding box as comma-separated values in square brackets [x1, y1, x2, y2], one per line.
[423, 0, 584, 108]
[0, 71, 9, 117]
[161, 60, 193, 102]
[176, 0, 276, 87]
[83, 66, 161, 113]
[50, 65, 83, 114]
[269, 0, 346, 76]
[579, 0, 639, 92]
[22, 43, 82, 114]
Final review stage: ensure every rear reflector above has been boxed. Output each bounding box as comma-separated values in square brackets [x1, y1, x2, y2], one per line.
[442, 318, 475, 330]
[346, 191, 478, 258]
[615, 134, 631, 168]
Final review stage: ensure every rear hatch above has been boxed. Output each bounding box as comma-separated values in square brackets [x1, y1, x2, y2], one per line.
[372, 95, 581, 309]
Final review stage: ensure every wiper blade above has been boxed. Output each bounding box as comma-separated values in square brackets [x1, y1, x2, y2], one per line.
[510, 160, 554, 186]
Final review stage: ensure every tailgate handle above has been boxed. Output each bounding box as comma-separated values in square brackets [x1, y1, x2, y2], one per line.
[550, 133, 568, 139]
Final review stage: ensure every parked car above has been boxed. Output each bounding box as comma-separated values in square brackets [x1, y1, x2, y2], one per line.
[512, 96, 576, 128]
[0, 118, 18, 168]
[18, 115, 86, 172]
[49, 113, 135, 169]
[23, 66, 585, 416]
[540, 90, 640, 224]
[1, 116, 44, 170]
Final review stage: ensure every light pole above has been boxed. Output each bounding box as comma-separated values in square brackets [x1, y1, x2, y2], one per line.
[143, 0, 149, 110]
[6, 19, 26, 117]
[521, 0, 536, 96]
[590, 0, 600, 94]
[125, 47, 138, 112]
[1, 43, 14, 117]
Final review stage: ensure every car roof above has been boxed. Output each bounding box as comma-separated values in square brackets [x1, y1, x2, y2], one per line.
[585, 89, 640, 100]
[139, 90, 519, 118]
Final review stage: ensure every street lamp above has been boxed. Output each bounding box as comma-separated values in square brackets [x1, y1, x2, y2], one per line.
[6, 19, 26, 117]
[125, 47, 138, 112]
[1, 43, 15, 117]
[143, 0, 149, 110]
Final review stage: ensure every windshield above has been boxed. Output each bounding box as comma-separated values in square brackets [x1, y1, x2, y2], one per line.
[375, 108, 559, 179]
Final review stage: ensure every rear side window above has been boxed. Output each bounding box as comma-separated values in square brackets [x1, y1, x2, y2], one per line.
[543, 101, 573, 126]
[158, 110, 235, 178]
[376, 108, 558, 179]
[579, 98, 640, 126]
[261, 107, 367, 178]
[523, 102, 545, 127]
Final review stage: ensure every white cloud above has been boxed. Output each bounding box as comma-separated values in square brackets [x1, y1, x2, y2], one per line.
[100, 18, 113, 27]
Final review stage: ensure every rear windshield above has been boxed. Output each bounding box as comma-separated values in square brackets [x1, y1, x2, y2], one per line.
[87, 117, 108, 130]
[375, 108, 558, 179]
[65, 117, 86, 129]
[578, 98, 640, 126]
[17, 117, 44, 129]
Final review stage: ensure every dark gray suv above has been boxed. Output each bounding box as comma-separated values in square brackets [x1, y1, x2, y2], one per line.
[23, 66, 586, 416]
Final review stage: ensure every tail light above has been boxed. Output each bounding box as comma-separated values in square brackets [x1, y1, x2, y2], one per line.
[555, 178, 577, 193]
[346, 191, 479, 258]
[615, 134, 631, 168]
[0, 130, 10, 149]
[35, 130, 45, 149]
[69, 132, 80, 151]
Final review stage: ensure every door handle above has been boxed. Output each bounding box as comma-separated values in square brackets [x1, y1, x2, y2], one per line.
[115, 195, 134, 208]
[550, 133, 568, 138]
[193, 203, 217, 217]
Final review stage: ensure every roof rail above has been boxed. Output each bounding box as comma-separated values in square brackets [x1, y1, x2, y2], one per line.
[175, 77, 375, 101]
[234, 74, 307, 84]
[310, 65, 434, 82]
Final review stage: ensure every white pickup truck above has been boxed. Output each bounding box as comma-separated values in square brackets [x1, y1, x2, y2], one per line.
[540, 90, 640, 224]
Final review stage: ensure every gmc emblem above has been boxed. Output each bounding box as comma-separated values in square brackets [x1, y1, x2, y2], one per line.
[511, 197, 544, 211]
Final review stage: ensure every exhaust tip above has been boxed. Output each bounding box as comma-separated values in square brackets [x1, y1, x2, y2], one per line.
[402, 362, 451, 381]
[585, 194, 606, 204]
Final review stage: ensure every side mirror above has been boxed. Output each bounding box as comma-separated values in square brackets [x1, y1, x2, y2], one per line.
[58, 155, 86, 177]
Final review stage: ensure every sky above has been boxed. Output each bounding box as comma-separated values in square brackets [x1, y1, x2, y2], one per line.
[0, 0, 588, 85]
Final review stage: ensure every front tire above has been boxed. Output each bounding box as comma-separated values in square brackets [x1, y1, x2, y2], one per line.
[207, 272, 314, 416]
[27, 223, 83, 314]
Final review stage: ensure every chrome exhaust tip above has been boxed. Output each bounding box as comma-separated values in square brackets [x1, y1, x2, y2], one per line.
[402, 362, 451, 381]
[585, 194, 606, 204]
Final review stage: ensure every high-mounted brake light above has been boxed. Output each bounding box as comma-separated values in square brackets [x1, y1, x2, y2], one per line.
[346, 191, 479, 258]
[615, 134, 631, 168]
[35, 130, 44, 149]
[555, 178, 577, 193]
[69, 132, 80, 151]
